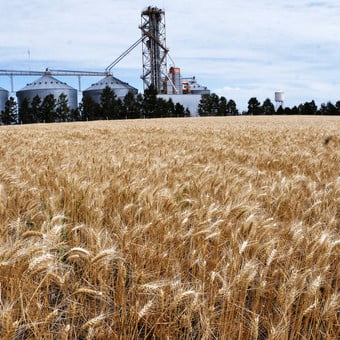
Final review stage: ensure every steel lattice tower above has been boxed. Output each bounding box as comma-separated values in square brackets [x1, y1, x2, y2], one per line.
[140, 7, 169, 93]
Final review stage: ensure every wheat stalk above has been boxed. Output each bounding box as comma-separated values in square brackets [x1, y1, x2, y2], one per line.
[0, 117, 338, 338]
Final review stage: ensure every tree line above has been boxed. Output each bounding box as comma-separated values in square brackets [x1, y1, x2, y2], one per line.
[0, 85, 189, 125]
[1, 87, 340, 125]
[0, 93, 79, 125]
[81, 85, 189, 121]
[198, 93, 340, 116]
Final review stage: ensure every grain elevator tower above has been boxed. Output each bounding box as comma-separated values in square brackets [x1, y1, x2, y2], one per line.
[140, 6, 169, 93]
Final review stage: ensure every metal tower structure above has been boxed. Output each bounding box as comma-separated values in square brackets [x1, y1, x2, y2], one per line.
[140, 6, 169, 93]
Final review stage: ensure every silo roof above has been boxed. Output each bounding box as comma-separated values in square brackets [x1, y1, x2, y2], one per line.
[18, 74, 76, 91]
[0, 87, 8, 91]
[84, 75, 136, 91]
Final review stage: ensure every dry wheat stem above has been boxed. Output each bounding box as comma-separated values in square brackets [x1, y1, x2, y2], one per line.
[0, 116, 338, 338]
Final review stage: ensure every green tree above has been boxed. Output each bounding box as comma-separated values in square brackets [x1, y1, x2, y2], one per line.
[335, 101, 340, 115]
[276, 105, 284, 115]
[123, 91, 140, 119]
[174, 102, 185, 117]
[81, 95, 100, 121]
[298, 100, 317, 115]
[70, 108, 81, 121]
[319, 102, 337, 115]
[262, 98, 275, 115]
[326, 102, 338, 115]
[154, 98, 168, 118]
[18, 97, 31, 124]
[1, 97, 17, 125]
[199, 93, 219, 116]
[226, 99, 238, 116]
[40, 94, 56, 123]
[100, 86, 119, 119]
[164, 98, 175, 117]
[290, 106, 299, 115]
[247, 97, 262, 115]
[209, 93, 220, 115]
[136, 94, 144, 118]
[283, 107, 292, 115]
[198, 94, 212, 116]
[142, 85, 158, 118]
[199, 94, 239, 116]
[218, 96, 228, 116]
[31, 95, 42, 123]
[56, 93, 71, 122]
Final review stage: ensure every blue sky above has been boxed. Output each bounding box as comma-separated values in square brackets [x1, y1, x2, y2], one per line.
[1, 0, 340, 111]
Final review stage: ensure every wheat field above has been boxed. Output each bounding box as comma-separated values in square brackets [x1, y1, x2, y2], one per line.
[0, 116, 339, 339]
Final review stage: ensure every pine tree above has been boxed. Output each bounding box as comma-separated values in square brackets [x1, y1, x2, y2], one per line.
[18, 97, 31, 124]
[184, 108, 191, 117]
[198, 94, 212, 116]
[81, 95, 100, 121]
[262, 98, 275, 115]
[247, 97, 262, 115]
[218, 96, 228, 116]
[100, 86, 119, 120]
[142, 85, 158, 118]
[226, 99, 239, 116]
[298, 100, 317, 115]
[40, 94, 56, 123]
[1, 97, 17, 125]
[31, 95, 42, 123]
[210, 93, 220, 115]
[174, 102, 185, 117]
[123, 91, 140, 119]
[56, 93, 71, 122]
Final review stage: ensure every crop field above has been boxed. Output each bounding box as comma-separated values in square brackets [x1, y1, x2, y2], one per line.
[0, 116, 339, 339]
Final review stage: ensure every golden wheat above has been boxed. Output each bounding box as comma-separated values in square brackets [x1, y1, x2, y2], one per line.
[0, 116, 338, 338]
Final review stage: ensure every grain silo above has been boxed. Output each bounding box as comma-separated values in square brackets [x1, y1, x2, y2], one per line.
[16, 70, 77, 110]
[82, 75, 138, 103]
[0, 87, 9, 113]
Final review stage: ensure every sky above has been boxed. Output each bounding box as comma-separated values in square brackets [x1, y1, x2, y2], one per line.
[1, 0, 340, 111]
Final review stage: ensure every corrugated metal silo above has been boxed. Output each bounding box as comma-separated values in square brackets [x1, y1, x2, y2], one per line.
[82, 75, 138, 103]
[16, 71, 77, 110]
[0, 87, 9, 113]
